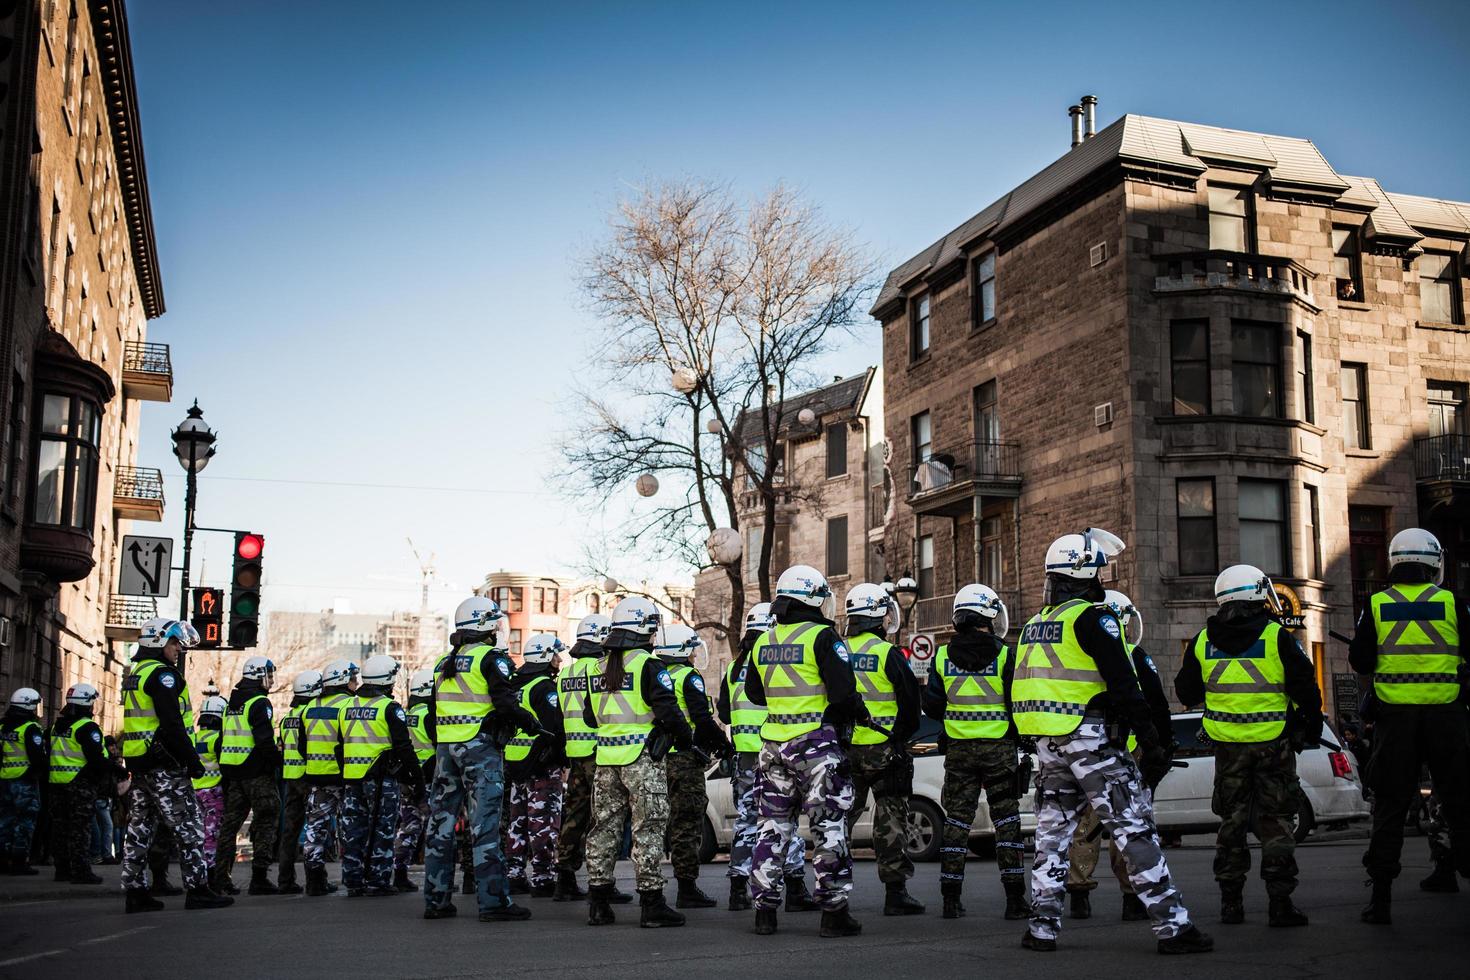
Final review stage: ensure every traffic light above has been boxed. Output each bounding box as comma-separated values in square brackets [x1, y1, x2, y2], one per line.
[229, 532, 264, 648]
[192, 587, 224, 650]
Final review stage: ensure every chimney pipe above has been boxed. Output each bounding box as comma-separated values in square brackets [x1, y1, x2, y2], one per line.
[1069, 105, 1083, 148]
[1081, 94, 1097, 140]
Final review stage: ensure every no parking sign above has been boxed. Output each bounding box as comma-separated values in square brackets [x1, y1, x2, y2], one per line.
[908, 634, 935, 681]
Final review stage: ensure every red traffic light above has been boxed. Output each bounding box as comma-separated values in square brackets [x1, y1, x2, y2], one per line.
[236, 533, 264, 561]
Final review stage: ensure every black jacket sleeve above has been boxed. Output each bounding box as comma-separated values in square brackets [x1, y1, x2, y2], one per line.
[715, 660, 735, 725]
[143, 667, 200, 769]
[23, 723, 47, 773]
[77, 719, 108, 778]
[814, 628, 865, 723]
[381, 700, 421, 779]
[1174, 632, 1207, 708]
[885, 648, 920, 742]
[1076, 607, 1159, 749]
[1279, 631, 1323, 736]
[249, 698, 281, 768]
[1132, 646, 1174, 749]
[742, 657, 766, 707]
[921, 664, 947, 721]
[1347, 604, 1378, 675]
[644, 659, 692, 739]
[482, 653, 522, 715]
[529, 677, 564, 740]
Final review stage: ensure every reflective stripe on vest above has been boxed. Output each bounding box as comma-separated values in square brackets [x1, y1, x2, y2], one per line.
[304, 691, 352, 777]
[504, 682, 542, 763]
[47, 719, 88, 785]
[406, 702, 434, 763]
[755, 622, 830, 742]
[1371, 584, 1462, 705]
[341, 695, 393, 780]
[220, 694, 267, 767]
[279, 705, 308, 780]
[1012, 599, 1106, 737]
[121, 660, 194, 759]
[1194, 622, 1288, 743]
[849, 633, 899, 746]
[725, 659, 765, 754]
[192, 730, 223, 789]
[559, 657, 598, 758]
[664, 662, 702, 756]
[1, 721, 39, 780]
[590, 650, 656, 766]
[935, 643, 1010, 740]
[434, 645, 500, 744]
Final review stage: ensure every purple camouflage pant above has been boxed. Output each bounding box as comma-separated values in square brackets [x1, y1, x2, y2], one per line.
[195, 786, 225, 867]
[751, 725, 855, 911]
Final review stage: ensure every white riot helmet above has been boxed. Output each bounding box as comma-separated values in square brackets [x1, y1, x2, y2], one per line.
[65, 683, 100, 708]
[575, 614, 611, 645]
[361, 654, 400, 687]
[454, 595, 504, 637]
[1101, 590, 1143, 647]
[743, 602, 774, 634]
[522, 633, 565, 665]
[844, 583, 896, 635]
[138, 618, 201, 650]
[408, 667, 434, 698]
[292, 669, 324, 699]
[1044, 527, 1126, 580]
[653, 623, 701, 660]
[953, 584, 1009, 637]
[9, 687, 42, 712]
[199, 695, 228, 720]
[241, 656, 276, 688]
[322, 659, 359, 689]
[1388, 528, 1444, 584]
[609, 595, 661, 638]
[1213, 564, 1282, 613]
[775, 564, 832, 610]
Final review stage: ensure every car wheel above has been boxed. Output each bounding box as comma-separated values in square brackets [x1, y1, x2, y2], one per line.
[1293, 796, 1316, 843]
[698, 817, 717, 864]
[903, 799, 943, 863]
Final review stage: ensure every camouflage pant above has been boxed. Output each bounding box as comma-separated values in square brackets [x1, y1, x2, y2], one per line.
[48, 780, 98, 878]
[752, 727, 855, 912]
[195, 786, 224, 866]
[556, 756, 596, 874]
[940, 738, 1024, 893]
[277, 780, 309, 878]
[424, 733, 511, 913]
[1030, 721, 1191, 941]
[1427, 789, 1451, 864]
[216, 773, 280, 874]
[506, 774, 563, 887]
[847, 742, 914, 884]
[1212, 738, 1298, 896]
[303, 785, 345, 870]
[457, 813, 474, 879]
[341, 778, 400, 889]
[394, 790, 428, 871]
[729, 752, 805, 879]
[588, 752, 668, 892]
[0, 779, 40, 859]
[1067, 805, 1133, 894]
[121, 768, 209, 892]
[665, 751, 707, 881]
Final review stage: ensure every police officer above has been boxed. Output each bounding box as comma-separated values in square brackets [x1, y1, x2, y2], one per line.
[841, 583, 923, 915]
[303, 659, 359, 896]
[47, 684, 108, 885]
[276, 669, 320, 894]
[583, 596, 691, 927]
[1013, 530, 1210, 954]
[717, 603, 812, 912]
[654, 623, 733, 909]
[1349, 528, 1469, 923]
[553, 614, 616, 902]
[120, 618, 232, 912]
[742, 565, 867, 939]
[1066, 590, 1174, 922]
[423, 596, 536, 922]
[192, 696, 227, 868]
[393, 667, 435, 892]
[922, 584, 1026, 920]
[0, 688, 46, 875]
[504, 633, 567, 898]
[214, 656, 283, 896]
[340, 655, 420, 896]
[1176, 567, 1320, 927]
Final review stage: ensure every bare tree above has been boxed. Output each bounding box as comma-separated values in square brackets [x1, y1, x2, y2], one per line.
[562, 180, 875, 653]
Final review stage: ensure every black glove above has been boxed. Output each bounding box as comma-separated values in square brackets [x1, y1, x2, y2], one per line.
[695, 719, 733, 759]
[1139, 745, 1171, 788]
[1017, 736, 1038, 755]
[187, 759, 206, 780]
[1300, 714, 1324, 751]
[672, 722, 694, 752]
[510, 707, 541, 734]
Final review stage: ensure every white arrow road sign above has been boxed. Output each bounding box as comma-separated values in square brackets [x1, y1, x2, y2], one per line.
[118, 535, 173, 597]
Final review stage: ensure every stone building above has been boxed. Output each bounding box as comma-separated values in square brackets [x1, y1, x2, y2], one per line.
[871, 100, 1469, 719]
[0, 0, 171, 725]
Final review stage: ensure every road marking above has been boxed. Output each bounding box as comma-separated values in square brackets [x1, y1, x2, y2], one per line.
[0, 926, 154, 968]
[0, 950, 65, 968]
[76, 926, 156, 946]
[0, 899, 61, 909]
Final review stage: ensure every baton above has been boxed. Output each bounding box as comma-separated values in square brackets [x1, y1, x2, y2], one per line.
[858, 720, 894, 739]
[1329, 630, 1353, 645]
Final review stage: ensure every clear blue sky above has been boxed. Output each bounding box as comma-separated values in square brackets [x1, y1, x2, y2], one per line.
[125, 0, 1470, 619]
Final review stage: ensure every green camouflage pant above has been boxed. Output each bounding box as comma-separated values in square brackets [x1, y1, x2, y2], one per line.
[556, 756, 596, 874]
[215, 772, 280, 875]
[1211, 737, 1298, 897]
[1067, 805, 1132, 894]
[846, 742, 913, 884]
[939, 738, 1023, 894]
[588, 753, 668, 892]
[665, 751, 707, 881]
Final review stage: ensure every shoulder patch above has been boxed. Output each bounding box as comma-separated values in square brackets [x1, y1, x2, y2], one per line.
[90, 729, 103, 743]
[393, 706, 407, 722]
[496, 658, 512, 678]
[832, 640, 849, 663]
[1143, 655, 1157, 672]
[657, 670, 674, 691]
[159, 673, 177, 689]
[690, 674, 706, 694]
[1100, 616, 1122, 640]
[545, 691, 559, 707]
[29, 732, 42, 745]
[263, 704, 273, 720]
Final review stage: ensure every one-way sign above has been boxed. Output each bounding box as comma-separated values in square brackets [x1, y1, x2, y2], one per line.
[119, 535, 173, 597]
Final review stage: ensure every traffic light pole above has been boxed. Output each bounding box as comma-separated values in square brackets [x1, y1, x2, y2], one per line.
[178, 465, 198, 623]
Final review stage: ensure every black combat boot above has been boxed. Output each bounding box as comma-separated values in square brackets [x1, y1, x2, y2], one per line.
[423, 901, 458, 920]
[125, 888, 165, 914]
[1067, 887, 1091, 919]
[70, 867, 104, 885]
[676, 877, 717, 908]
[553, 869, 586, 901]
[587, 883, 616, 926]
[728, 875, 752, 911]
[184, 886, 235, 910]
[1361, 880, 1391, 924]
[1268, 896, 1308, 927]
[1021, 930, 1056, 952]
[1420, 860, 1459, 893]
[366, 885, 398, 897]
[1220, 882, 1244, 924]
[508, 876, 531, 895]
[248, 868, 280, 895]
[1121, 893, 1148, 921]
[1157, 925, 1215, 954]
[608, 881, 634, 904]
[530, 880, 555, 898]
[212, 869, 240, 896]
[1003, 878, 1029, 920]
[151, 875, 183, 897]
[639, 888, 686, 928]
[393, 868, 419, 892]
[304, 867, 332, 897]
[819, 906, 862, 938]
[276, 866, 304, 895]
[753, 908, 778, 935]
[479, 900, 532, 922]
[784, 874, 818, 912]
[883, 881, 925, 915]
[941, 881, 965, 919]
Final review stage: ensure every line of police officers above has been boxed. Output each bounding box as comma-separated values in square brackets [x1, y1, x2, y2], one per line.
[0, 522, 1465, 949]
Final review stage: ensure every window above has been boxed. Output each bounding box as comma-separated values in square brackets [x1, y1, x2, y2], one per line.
[910, 294, 931, 359]
[1239, 479, 1288, 576]
[1341, 363, 1370, 449]
[500, 587, 523, 613]
[745, 525, 763, 578]
[1208, 184, 1252, 252]
[1428, 382, 1467, 437]
[974, 380, 998, 443]
[1296, 330, 1315, 424]
[1170, 319, 1210, 416]
[1231, 320, 1281, 418]
[973, 252, 996, 326]
[981, 516, 1003, 587]
[1420, 252, 1463, 325]
[588, 593, 600, 614]
[1305, 484, 1322, 580]
[825, 422, 847, 478]
[917, 535, 935, 598]
[540, 587, 559, 614]
[31, 392, 100, 528]
[911, 411, 932, 464]
[1332, 226, 1363, 302]
[744, 441, 785, 489]
[4, 374, 24, 507]
[826, 516, 849, 578]
[508, 629, 522, 657]
[1176, 479, 1217, 575]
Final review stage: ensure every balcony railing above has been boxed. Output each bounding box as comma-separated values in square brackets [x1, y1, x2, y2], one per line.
[910, 588, 1023, 637]
[121, 342, 173, 402]
[1414, 434, 1470, 482]
[105, 595, 158, 640]
[909, 441, 1022, 497]
[1154, 250, 1317, 308]
[113, 465, 165, 521]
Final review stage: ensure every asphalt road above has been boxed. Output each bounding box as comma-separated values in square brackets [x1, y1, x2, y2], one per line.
[2, 841, 1466, 979]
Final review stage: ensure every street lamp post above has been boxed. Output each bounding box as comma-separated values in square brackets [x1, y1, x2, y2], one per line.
[892, 571, 919, 646]
[170, 401, 217, 623]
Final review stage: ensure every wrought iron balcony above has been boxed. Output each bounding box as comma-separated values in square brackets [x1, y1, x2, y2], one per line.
[910, 588, 1022, 637]
[106, 595, 158, 641]
[907, 441, 1022, 517]
[1415, 434, 1470, 483]
[1154, 250, 1317, 309]
[121, 342, 173, 402]
[113, 465, 165, 521]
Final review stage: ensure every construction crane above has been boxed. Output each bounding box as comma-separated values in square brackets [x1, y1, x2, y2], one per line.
[406, 537, 439, 674]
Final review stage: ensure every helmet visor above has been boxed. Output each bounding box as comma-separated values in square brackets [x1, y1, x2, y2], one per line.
[167, 621, 202, 649]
